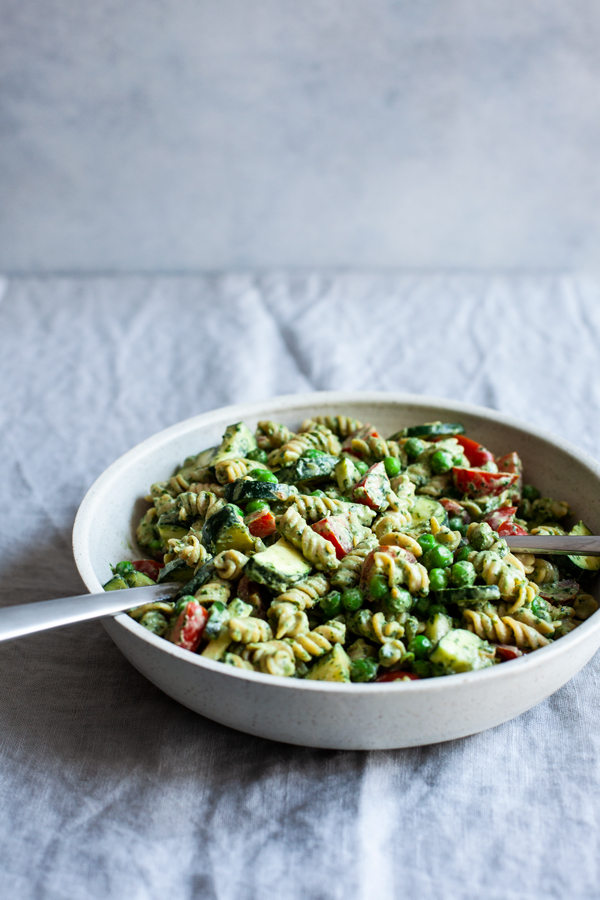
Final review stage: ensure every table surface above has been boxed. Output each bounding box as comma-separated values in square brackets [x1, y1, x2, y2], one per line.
[1, 273, 599, 900]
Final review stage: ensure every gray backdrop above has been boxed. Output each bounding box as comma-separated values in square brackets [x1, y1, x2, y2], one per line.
[2, 0, 600, 273]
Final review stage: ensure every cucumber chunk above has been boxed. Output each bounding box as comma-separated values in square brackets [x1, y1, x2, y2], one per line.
[211, 422, 258, 465]
[390, 422, 465, 439]
[245, 538, 312, 592]
[158, 558, 195, 584]
[567, 521, 600, 573]
[276, 455, 340, 484]
[224, 480, 296, 504]
[438, 585, 501, 605]
[202, 505, 255, 555]
[429, 628, 495, 674]
[305, 644, 351, 682]
[174, 560, 217, 600]
[408, 497, 449, 533]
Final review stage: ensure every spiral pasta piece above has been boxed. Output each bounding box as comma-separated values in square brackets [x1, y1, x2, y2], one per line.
[313, 619, 346, 644]
[267, 601, 310, 639]
[177, 490, 226, 523]
[188, 481, 225, 497]
[373, 510, 412, 539]
[350, 436, 403, 461]
[505, 579, 539, 615]
[371, 550, 430, 595]
[286, 494, 348, 522]
[256, 420, 294, 450]
[194, 579, 231, 606]
[531, 558, 560, 585]
[378, 638, 406, 667]
[228, 616, 273, 644]
[286, 631, 332, 662]
[512, 553, 536, 575]
[501, 617, 552, 649]
[268, 428, 341, 467]
[214, 457, 268, 484]
[331, 535, 379, 589]
[299, 415, 364, 438]
[247, 640, 296, 677]
[213, 550, 249, 580]
[167, 533, 210, 568]
[469, 549, 526, 600]
[347, 610, 403, 644]
[464, 608, 513, 643]
[223, 653, 254, 671]
[277, 507, 340, 571]
[275, 574, 330, 610]
[378, 532, 422, 556]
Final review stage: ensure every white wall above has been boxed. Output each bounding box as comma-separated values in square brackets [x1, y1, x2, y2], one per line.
[1, 0, 600, 272]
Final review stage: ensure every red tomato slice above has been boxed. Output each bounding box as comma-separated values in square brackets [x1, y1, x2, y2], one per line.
[496, 452, 523, 501]
[497, 520, 528, 536]
[246, 508, 277, 538]
[133, 559, 164, 581]
[166, 601, 208, 652]
[452, 467, 518, 497]
[440, 497, 470, 524]
[312, 515, 354, 559]
[352, 461, 391, 511]
[482, 506, 517, 530]
[376, 670, 421, 682]
[454, 435, 495, 467]
[494, 644, 524, 661]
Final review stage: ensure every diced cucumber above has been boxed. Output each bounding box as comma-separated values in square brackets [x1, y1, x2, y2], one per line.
[103, 575, 129, 591]
[158, 558, 195, 584]
[204, 601, 229, 640]
[567, 521, 600, 573]
[390, 422, 465, 439]
[224, 480, 297, 504]
[156, 511, 189, 544]
[174, 560, 217, 600]
[245, 538, 312, 592]
[211, 423, 257, 465]
[276, 455, 340, 484]
[202, 505, 255, 555]
[425, 612, 453, 644]
[408, 496, 449, 532]
[124, 571, 156, 588]
[429, 628, 495, 674]
[438, 585, 501, 605]
[305, 644, 351, 682]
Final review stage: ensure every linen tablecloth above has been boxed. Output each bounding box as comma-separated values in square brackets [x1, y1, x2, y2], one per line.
[1, 274, 599, 900]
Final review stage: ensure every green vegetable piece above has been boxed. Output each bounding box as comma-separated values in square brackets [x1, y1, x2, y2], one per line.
[342, 587, 365, 611]
[125, 570, 156, 588]
[115, 561, 136, 577]
[450, 560, 476, 588]
[303, 448, 326, 458]
[305, 644, 351, 682]
[139, 611, 168, 636]
[211, 422, 257, 465]
[383, 457, 402, 478]
[350, 658, 378, 682]
[522, 484, 541, 501]
[404, 437, 425, 459]
[320, 591, 343, 618]
[412, 660, 433, 677]
[245, 499, 270, 513]
[369, 574, 390, 601]
[428, 603, 448, 617]
[408, 634, 433, 660]
[418, 533, 437, 553]
[429, 628, 495, 674]
[413, 595, 431, 618]
[249, 469, 278, 483]
[158, 558, 195, 585]
[103, 575, 129, 591]
[455, 544, 472, 562]
[429, 567, 450, 592]
[448, 516, 464, 531]
[310, 489, 326, 497]
[424, 611, 453, 644]
[440, 585, 501, 605]
[423, 545, 454, 570]
[531, 597, 552, 623]
[204, 601, 229, 640]
[247, 448, 269, 464]
[229, 504, 244, 518]
[400, 422, 465, 439]
[567, 521, 600, 573]
[354, 459, 369, 475]
[430, 450, 454, 475]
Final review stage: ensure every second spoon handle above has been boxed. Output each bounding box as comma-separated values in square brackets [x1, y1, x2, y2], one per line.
[505, 535, 600, 556]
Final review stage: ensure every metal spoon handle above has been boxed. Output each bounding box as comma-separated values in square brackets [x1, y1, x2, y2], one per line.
[505, 536, 600, 556]
[0, 583, 179, 643]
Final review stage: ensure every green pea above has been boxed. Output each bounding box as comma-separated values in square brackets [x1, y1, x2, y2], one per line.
[418, 533, 437, 553]
[229, 504, 244, 518]
[412, 660, 433, 678]
[429, 567, 450, 592]
[413, 595, 431, 618]
[245, 499, 270, 513]
[350, 658, 379, 683]
[408, 635, 433, 660]
[404, 437, 425, 459]
[320, 591, 343, 617]
[310, 489, 326, 497]
[531, 597, 551, 622]
[381, 588, 413, 615]
[455, 544, 472, 562]
[450, 560, 476, 588]
[383, 456, 402, 478]
[430, 450, 454, 474]
[522, 484, 541, 502]
[423, 545, 454, 570]
[115, 561, 136, 576]
[149, 539, 163, 553]
[354, 459, 369, 475]
[249, 469, 278, 483]
[247, 448, 269, 464]
[342, 587, 365, 611]
[303, 448, 326, 458]
[448, 516, 464, 531]
[369, 575, 389, 601]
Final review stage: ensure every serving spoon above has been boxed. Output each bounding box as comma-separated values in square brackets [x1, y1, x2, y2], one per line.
[1, 535, 599, 644]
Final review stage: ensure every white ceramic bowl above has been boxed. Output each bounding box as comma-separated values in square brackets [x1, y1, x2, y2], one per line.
[73, 392, 600, 750]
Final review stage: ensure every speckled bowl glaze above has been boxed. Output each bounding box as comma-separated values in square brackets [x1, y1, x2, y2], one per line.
[73, 393, 600, 749]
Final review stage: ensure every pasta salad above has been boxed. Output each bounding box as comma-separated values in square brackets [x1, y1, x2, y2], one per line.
[104, 415, 599, 682]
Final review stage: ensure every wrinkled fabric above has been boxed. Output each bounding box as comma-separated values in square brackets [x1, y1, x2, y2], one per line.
[1, 274, 600, 900]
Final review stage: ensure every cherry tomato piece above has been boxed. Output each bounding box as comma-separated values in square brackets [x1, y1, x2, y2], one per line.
[132, 559, 164, 581]
[452, 467, 518, 497]
[166, 600, 208, 652]
[245, 508, 277, 538]
[454, 435, 495, 467]
[312, 515, 354, 559]
[376, 670, 421, 683]
[495, 644, 524, 661]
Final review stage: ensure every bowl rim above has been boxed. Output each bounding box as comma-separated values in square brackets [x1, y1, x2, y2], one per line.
[73, 390, 600, 695]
